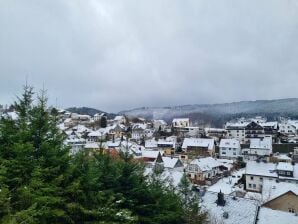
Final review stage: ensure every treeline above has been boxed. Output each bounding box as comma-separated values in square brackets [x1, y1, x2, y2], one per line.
[0, 86, 206, 224]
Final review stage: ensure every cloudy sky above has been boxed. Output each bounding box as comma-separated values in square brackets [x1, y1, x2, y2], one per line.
[1, 0, 298, 112]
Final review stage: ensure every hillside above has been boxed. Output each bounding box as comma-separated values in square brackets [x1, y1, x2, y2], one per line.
[119, 98, 298, 127]
[66, 107, 116, 119]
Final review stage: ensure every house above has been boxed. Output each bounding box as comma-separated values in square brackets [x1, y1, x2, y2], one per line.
[263, 191, 298, 214]
[225, 121, 248, 143]
[131, 123, 149, 141]
[113, 115, 126, 125]
[172, 118, 190, 128]
[187, 157, 230, 185]
[261, 180, 298, 214]
[245, 161, 298, 193]
[144, 139, 158, 150]
[157, 140, 176, 155]
[161, 156, 184, 169]
[219, 139, 241, 160]
[132, 126, 145, 141]
[271, 153, 292, 163]
[279, 120, 298, 136]
[204, 128, 227, 141]
[245, 161, 278, 192]
[139, 150, 163, 163]
[261, 122, 279, 142]
[93, 113, 106, 122]
[153, 120, 167, 131]
[109, 124, 125, 139]
[245, 121, 265, 141]
[182, 138, 215, 157]
[242, 136, 272, 161]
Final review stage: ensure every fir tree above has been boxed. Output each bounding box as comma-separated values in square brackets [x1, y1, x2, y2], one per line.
[178, 172, 207, 224]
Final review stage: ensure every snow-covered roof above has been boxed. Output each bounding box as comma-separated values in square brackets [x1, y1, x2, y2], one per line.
[88, 130, 104, 137]
[182, 138, 214, 150]
[162, 157, 182, 169]
[114, 115, 125, 121]
[219, 139, 240, 149]
[273, 154, 292, 161]
[84, 142, 100, 149]
[276, 162, 294, 172]
[250, 137, 272, 150]
[205, 128, 226, 132]
[245, 161, 277, 178]
[190, 157, 226, 171]
[154, 119, 167, 125]
[145, 139, 158, 148]
[225, 122, 249, 129]
[107, 141, 121, 148]
[260, 122, 278, 129]
[258, 207, 298, 224]
[72, 124, 91, 133]
[141, 150, 162, 159]
[201, 191, 259, 224]
[262, 179, 298, 203]
[172, 118, 189, 123]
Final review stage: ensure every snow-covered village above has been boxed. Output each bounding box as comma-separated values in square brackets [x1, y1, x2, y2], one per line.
[2, 105, 297, 224]
[2, 1, 298, 224]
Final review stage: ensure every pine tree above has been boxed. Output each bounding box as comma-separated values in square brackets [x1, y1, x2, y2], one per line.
[100, 116, 107, 128]
[178, 172, 207, 224]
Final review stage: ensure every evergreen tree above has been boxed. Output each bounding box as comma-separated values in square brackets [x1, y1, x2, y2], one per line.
[100, 116, 107, 128]
[0, 86, 208, 224]
[178, 173, 207, 224]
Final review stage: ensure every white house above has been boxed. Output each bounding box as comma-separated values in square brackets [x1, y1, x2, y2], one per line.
[153, 120, 167, 131]
[225, 121, 248, 143]
[172, 118, 190, 128]
[245, 161, 278, 192]
[219, 139, 241, 160]
[242, 136, 272, 161]
[245, 161, 298, 193]
[187, 157, 231, 185]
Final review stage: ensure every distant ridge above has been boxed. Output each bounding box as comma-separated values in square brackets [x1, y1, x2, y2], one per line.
[119, 98, 298, 127]
[66, 107, 116, 119]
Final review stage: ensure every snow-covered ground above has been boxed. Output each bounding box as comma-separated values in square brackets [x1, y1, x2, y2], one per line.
[202, 191, 259, 224]
[208, 169, 245, 194]
[258, 207, 298, 224]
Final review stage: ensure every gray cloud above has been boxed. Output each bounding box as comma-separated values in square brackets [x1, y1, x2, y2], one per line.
[1, 0, 298, 112]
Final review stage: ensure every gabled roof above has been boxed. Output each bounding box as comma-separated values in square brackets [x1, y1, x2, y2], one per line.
[250, 137, 272, 150]
[162, 157, 183, 169]
[276, 162, 294, 172]
[219, 139, 240, 149]
[182, 138, 214, 150]
[262, 180, 298, 204]
[190, 157, 223, 171]
[245, 161, 278, 178]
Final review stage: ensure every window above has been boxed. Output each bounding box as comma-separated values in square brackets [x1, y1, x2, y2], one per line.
[233, 152, 236, 155]
[222, 152, 226, 155]
[253, 184, 256, 189]
[248, 184, 252, 188]
[287, 172, 291, 176]
[260, 177, 263, 181]
[250, 176, 254, 180]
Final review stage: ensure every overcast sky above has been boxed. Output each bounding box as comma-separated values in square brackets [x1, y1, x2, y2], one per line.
[1, 0, 298, 112]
